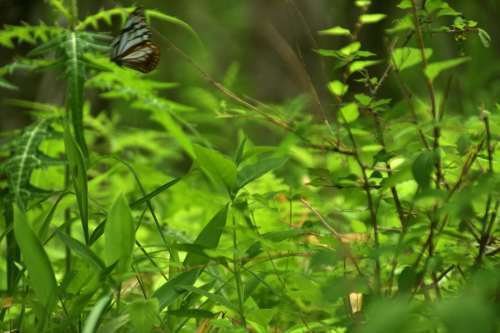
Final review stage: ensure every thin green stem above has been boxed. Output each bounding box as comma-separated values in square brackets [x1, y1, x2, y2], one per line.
[231, 213, 246, 327]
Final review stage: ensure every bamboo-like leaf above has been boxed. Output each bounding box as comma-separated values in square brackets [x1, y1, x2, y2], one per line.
[65, 31, 88, 157]
[194, 145, 237, 194]
[82, 295, 111, 333]
[64, 124, 89, 243]
[13, 206, 57, 330]
[104, 194, 136, 274]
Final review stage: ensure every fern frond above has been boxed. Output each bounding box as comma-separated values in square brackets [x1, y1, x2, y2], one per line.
[0, 58, 54, 76]
[76, 7, 131, 31]
[47, 0, 71, 20]
[86, 55, 195, 156]
[0, 118, 62, 210]
[0, 23, 63, 48]
[0, 77, 17, 91]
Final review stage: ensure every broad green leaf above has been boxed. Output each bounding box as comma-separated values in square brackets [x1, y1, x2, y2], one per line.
[128, 299, 160, 333]
[14, 206, 57, 330]
[412, 151, 436, 189]
[425, 57, 470, 82]
[236, 156, 288, 190]
[104, 194, 136, 274]
[64, 124, 89, 243]
[318, 26, 351, 36]
[339, 103, 359, 123]
[327, 80, 349, 96]
[360, 14, 387, 24]
[392, 47, 433, 72]
[194, 144, 237, 194]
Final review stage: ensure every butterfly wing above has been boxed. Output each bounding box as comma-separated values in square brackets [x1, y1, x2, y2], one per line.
[111, 7, 160, 73]
[118, 41, 160, 73]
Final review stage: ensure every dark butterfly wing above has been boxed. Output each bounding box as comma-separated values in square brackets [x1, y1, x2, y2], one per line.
[117, 41, 160, 73]
[111, 7, 160, 73]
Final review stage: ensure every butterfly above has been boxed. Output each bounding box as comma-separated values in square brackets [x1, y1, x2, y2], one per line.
[110, 7, 160, 73]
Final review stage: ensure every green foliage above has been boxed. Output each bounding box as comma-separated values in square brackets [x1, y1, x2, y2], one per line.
[0, 0, 498, 332]
[0, 118, 60, 210]
[13, 207, 57, 331]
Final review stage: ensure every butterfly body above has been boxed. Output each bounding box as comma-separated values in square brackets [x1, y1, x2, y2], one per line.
[111, 8, 160, 73]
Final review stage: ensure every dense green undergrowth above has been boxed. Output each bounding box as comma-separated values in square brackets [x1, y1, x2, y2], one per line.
[0, 0, 498, 332]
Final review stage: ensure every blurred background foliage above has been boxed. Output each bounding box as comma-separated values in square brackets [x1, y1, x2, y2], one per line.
[1, 0, 499, 132]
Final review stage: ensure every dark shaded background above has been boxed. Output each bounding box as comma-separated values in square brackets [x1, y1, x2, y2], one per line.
[1, 0, 499, 132]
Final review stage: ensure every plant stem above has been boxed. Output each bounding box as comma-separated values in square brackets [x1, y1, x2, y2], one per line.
[232, 213, 246, 328]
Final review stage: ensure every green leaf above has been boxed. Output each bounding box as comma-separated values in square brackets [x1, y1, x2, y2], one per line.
[398, 267, 418, 293]
[412, 151, 436, 189]
[66, 32, 88, 157]
[55, 230, 106, 270]
[360, 14, 387, 24]
[130, 178, 181, 208]
[327, 80, 349, 96]
[154, 205, 228, 309]
[64, 124, 89, 243]
[349, 60, 380, 73]
[82, 295, 111, 333]
[194, 145, 238, 194]
[14, 206, 57, 330]
[128, 299, 160, 333]
[425, 57, 470, 82]
[177, 285, 238, 312]
[0, 77, 17, 90]
[236, 156, 288, 190]
[318, 26, 351, 36]
[339, 103, 359, 123]
[151, 111, 195, 158]
[392, 47, 433, 72]
[478, 28, 491, 48]
[104, 194, 136, 274]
